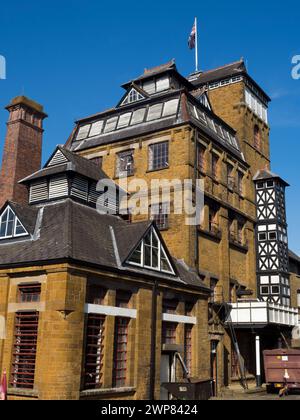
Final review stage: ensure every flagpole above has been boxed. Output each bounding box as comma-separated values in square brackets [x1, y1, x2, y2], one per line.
[195, 17, 199, 72]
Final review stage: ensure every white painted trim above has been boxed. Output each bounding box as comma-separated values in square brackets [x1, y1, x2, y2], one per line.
[162, 313, 197, 325]
[85, 304, 137, 319]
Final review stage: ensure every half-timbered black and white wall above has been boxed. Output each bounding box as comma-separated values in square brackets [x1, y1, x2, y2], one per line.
[254, 171, 291, 306]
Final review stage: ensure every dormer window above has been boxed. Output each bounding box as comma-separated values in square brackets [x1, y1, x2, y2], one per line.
[0, 207, 28, 239]
[127, 227, 174, 274]
[121, 88, 146, 106]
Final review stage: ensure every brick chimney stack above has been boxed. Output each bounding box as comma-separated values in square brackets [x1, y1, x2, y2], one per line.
[0, 96, 47, 208]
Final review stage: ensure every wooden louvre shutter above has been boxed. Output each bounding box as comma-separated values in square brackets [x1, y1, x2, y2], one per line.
[29, 180, 48, 203]
[49, 175, 69, 199]
[71, 175, 89, 202]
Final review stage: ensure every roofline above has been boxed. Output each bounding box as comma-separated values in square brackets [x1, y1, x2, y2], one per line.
[121, 67, 195, 91]
[0, 257, 211, 294]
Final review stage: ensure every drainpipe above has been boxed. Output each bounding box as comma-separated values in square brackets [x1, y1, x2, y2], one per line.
[193, 129, 200, 270]
[255, 335, 262, 388]
[149, 281, 158, 400]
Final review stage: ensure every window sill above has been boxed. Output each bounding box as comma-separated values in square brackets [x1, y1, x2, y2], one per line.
[146, 166, 169, 174]
[198, 228, 222, 242]
[7, 387, 39, 398]
[80, 387, 136, 399]
[229, 240, 249, 253]
[114, 173, 135, 180]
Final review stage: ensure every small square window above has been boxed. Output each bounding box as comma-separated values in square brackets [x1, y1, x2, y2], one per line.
[268, 232, 277, 241]
[258, 233, 267, 241]
[257, 182, 264, 190]
[266, 181, 274, 188]
[261, 286, 269, 295]
[271, 286, 280, 295]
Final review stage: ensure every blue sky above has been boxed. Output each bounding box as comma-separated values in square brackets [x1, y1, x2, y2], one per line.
[0, 0, 300, 252]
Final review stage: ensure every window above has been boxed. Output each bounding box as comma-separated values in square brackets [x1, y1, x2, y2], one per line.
[260, 286, 269, 295]
[227, 164, 234, 189]
[104, 117, 118, 133]
[117, 113, 132, 129]
[89, 121, 104, 137]
[0, 207, 28, 239]
[237, 172, 244, 195]
[237, 221, 244, 245]
[258, 232, 267, 241]
[266, 181, 274, 188]
[18, 284, 41, 303]
[128, 227, 174, 274]
[209, 208, 219, 234]
[162, 99, 179, 117]
[212, 154, 219, 179]
[112, 318, 129, 388]
[162, 322, 177, 345]
[184, 325, 193, 375]
[121, 88, 145, 106]
[256, 182, 264, 190]
[245, 88, 268, 123]
[76, 124, 91, 140]
[147, 104, 163, 121]
[83, 314, 105, 389]
[151, 203, 169, 230]
[149, 142, 169, 171]
[198, 146, 206, 172]
[130, 108, 146, 125]
[11, 312, 39, 389]
[269, 232, 277, 241]
[271, 286, 280, 295]
[254, 125, 261, 150]
[117, 150, 134, 177]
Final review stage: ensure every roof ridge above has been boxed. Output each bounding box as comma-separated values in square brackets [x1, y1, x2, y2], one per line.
[200, 59, 244, 76]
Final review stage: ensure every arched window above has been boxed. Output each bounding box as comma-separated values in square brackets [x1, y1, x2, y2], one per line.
[254, 125, 261, 150]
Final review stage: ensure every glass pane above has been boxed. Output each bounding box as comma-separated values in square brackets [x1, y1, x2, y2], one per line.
[144, 231, 152, 246]
[0, 222, 6, 237]
[104, 117, 118, 133]
[76, 125, 91, 140]
[1, 209, 8, 223]
[118, 113, 132, 129]
[144, 245, 151, 266]
[6, 221, 13, 237]
[147, 104, 163, 121]
[161, 248, 172, 273]
[15, 222, 26, 236]
[131, 108, 146, 125]
[89, 121, 104, 137]
[152, 247, 159, 268]
[163, 99, 179, 117]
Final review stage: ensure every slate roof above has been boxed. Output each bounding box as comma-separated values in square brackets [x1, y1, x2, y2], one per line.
[253, 168, 289, 186]
[0, 199, 210, 293]
[189, 59, 271, 102]
[189, 60, 246, 85]
[20, 146, 112, 184]
[289, 249, 300, 263]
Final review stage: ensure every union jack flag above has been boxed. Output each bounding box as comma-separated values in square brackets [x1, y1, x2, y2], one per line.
[188, 21, 196, 49]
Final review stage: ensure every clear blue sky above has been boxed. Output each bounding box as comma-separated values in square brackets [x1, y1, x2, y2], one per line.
[0, 0, 300, 253]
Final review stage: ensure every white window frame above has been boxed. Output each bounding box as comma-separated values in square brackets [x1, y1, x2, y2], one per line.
[128, 227, 175, 275]
[0, 207, 28, 239]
